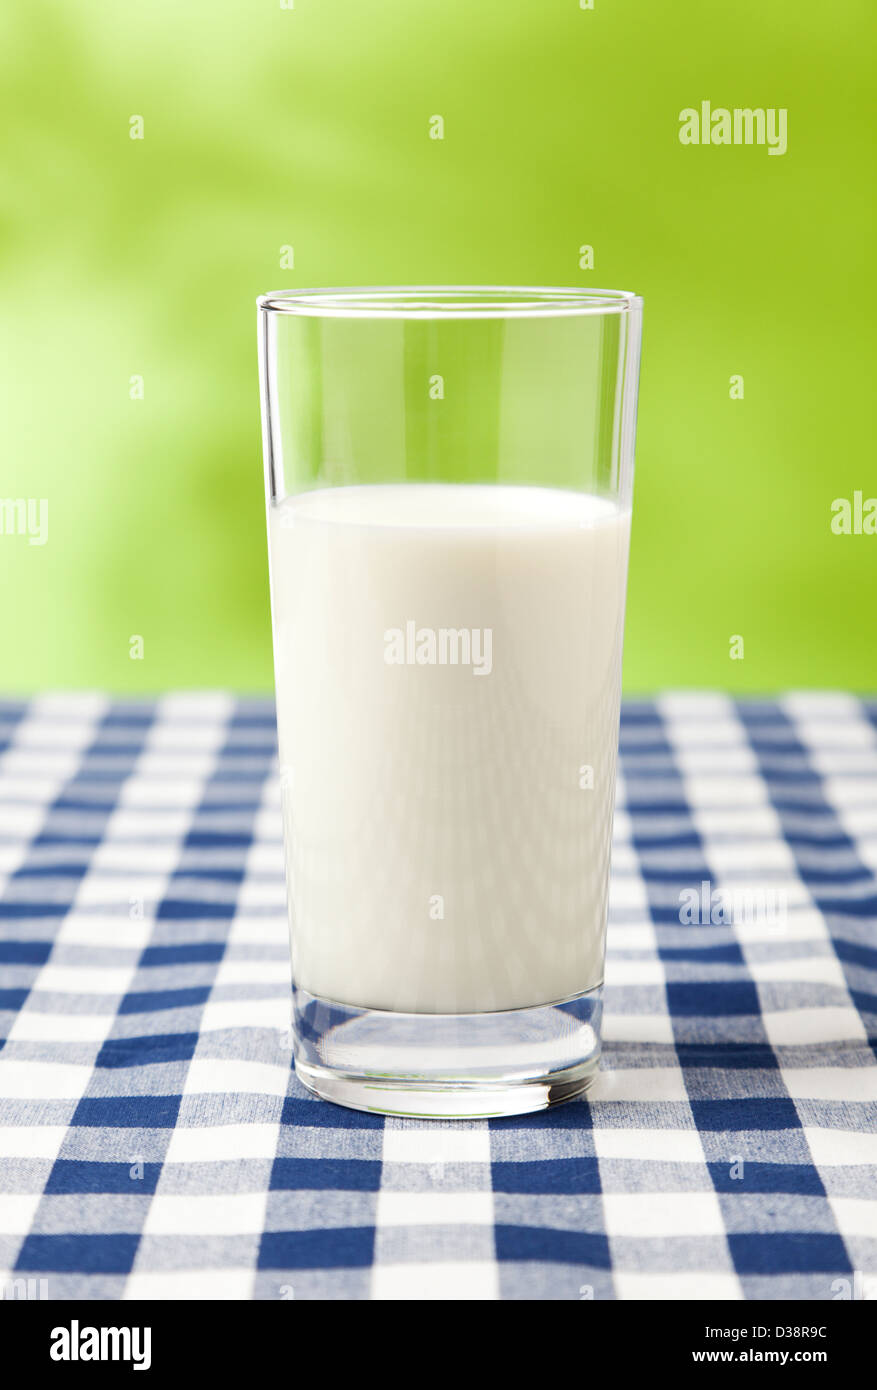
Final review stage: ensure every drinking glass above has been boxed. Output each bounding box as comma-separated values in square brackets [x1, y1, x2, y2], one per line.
[258, 287, 642, 1117]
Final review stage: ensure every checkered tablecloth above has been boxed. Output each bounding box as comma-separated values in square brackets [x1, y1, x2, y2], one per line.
[1, 692, 875, 1301]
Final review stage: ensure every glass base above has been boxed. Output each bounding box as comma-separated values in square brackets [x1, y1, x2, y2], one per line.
[292, 984, 603, 1119]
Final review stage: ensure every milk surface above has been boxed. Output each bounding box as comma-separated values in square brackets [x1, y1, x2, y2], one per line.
[268, 483, 630, 1013]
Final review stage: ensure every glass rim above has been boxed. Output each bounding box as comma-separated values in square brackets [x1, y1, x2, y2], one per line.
[257, 285, 642, 319]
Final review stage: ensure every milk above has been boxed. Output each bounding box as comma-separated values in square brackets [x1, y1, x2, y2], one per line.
[268, 483, 630, 1014]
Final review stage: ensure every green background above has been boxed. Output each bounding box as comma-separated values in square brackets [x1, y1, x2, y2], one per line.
[1, 0, 873, 693]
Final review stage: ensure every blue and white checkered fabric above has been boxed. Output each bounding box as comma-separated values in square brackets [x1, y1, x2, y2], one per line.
[0, 692, 875, 1301]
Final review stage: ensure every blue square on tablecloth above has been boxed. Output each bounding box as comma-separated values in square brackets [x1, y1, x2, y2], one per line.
[45, 1160, 163, 1194]
[728, 1232, 852, 1276]
[491, 1158, 602, 1194]
[15, 1233, 141, 1275]
[119, 987, 211, 1013]
[666, 981, 762, 1016]
[269, 1157, 382, 1191]
[494, 1226, 612, 1267]
[72, 1096, 182, 1128]
[95, 1033, 200, 1068]
[690, 1098, 802, 1131]
[258, 1228, 375, 1270]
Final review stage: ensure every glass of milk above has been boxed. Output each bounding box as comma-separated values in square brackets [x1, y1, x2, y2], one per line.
[258, 287, 642, 1117]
